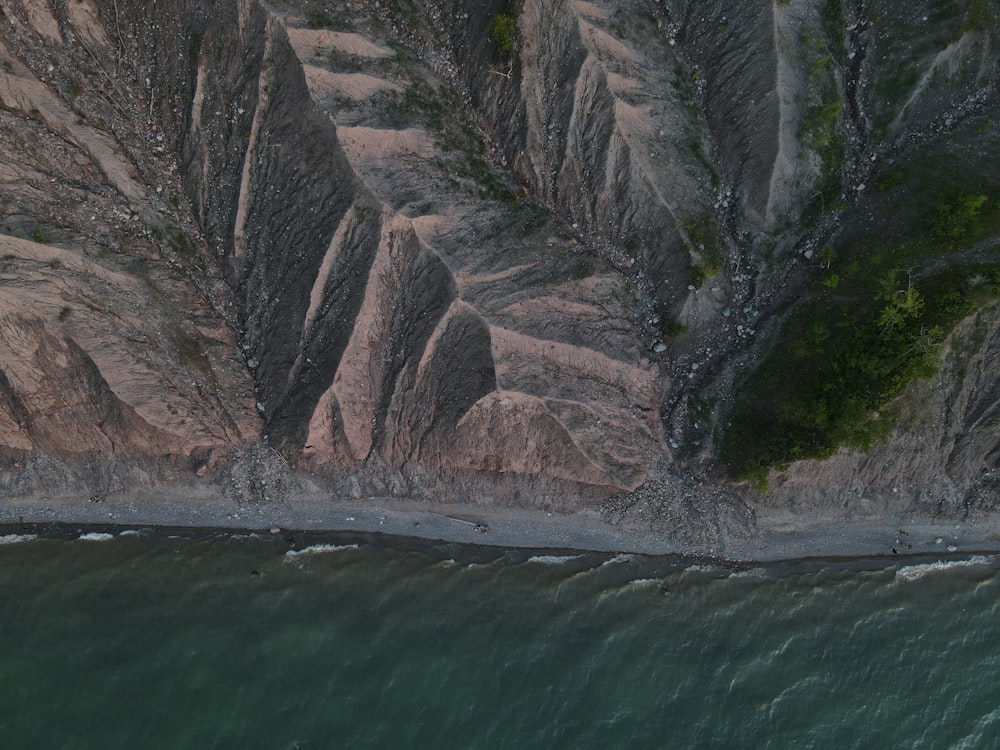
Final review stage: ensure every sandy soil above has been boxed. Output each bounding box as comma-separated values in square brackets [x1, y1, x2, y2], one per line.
[302, 67, 401, 101]
[285, 28, 394, 60]
[336, 126, 435, 160]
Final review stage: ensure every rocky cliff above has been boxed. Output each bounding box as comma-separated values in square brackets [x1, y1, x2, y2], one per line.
[0, 0, 997, 540]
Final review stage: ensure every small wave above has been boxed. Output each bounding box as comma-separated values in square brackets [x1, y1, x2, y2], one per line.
[285, 544, 359, 559]
[601, 553, 635, 567]
[0, 533, 37, 545]
[118, 529, 141, 537]
[895, 555, 995, 582]
[525, 554, 583, 565]
[683, 564, 723, 574]
[626, 578, 660, 586]
[730, 567, 768, 580]
[78, 532, 114, 542]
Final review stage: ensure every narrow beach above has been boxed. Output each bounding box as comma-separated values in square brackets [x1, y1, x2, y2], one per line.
[4, 486, 1000, 564]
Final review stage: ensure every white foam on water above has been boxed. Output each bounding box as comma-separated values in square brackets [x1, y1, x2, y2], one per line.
[525, 554, 583, 565]
[464, 560, 502, 569]
[118, 529, 141, 537]
[683, 563, 723, 574]
[0, 533, 37, 545]
[284, 543, 359, 559]
[601, 553, 635, 567]
[77, 532, 114, 542]
[626, 578, 660, 586]
[730, 567, 768, 580]
[895, 555, 995, 582]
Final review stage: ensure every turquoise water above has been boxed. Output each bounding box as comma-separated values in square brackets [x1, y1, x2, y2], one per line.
[1, 531, 999, 749]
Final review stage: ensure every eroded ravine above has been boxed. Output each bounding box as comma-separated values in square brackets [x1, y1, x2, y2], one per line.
[0, 0, 996, 536]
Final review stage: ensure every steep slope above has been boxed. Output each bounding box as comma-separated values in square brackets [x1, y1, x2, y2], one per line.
[378, 0, 999, 516]
[175, 2, 662, 493]
[0, 0, 996, 537]
[1, 0, 664, 504]
[0, 15, 258, 483]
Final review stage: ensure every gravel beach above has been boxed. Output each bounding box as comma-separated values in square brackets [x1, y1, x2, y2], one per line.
[5, 484, 1000, 564]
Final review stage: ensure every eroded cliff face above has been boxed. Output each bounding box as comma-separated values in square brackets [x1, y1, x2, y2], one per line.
[0, 6, 258, 489]
[0, 0, 996, 531]
[0, 0, 662, 506]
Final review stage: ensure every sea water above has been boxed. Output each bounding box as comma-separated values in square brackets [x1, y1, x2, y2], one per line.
[1, 531, 998, 749]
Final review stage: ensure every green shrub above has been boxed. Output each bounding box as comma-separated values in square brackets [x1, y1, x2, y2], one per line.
[307, 11, 333, 29]
[875, 165, 906, 192]
[962, 0, 999, 32]
[821, 0, 846, 57]
[188, 33, 203, 63]
[744, 462, 770, 492]
[173, 328, 212, 376]
[679, 214, 724, 281]
[802, 97, 842, 178]
[491, 13, 517, 53]
[930, 193, 988, 241]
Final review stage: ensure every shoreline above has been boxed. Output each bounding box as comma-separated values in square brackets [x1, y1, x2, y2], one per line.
[4, 488, 1000, 565]
[4, 518, 1000, 574]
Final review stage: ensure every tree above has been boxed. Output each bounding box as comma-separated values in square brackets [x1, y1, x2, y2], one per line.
[878, 270, 923, 332]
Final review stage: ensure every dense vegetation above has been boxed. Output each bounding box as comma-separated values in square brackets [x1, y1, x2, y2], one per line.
[723, 181, 1000, 488]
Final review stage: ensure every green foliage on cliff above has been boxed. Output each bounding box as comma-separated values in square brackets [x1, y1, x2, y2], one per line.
[931, 193, 989, 241]
[490, 14, 517, 53]
[443, 154, 517, 203]
[188, 33, 203, 64]
[799, 9, 845, 202]
[722, 264, 1000, 482]
[723, 136, 1000, 485]
[679, 214, 724, 287]
[722, 166, 1000, 487]
[369, 65, 517, 203]
[820, 0, 846, 58]
[307, 11, 333, 29]
[803, 97, 843, 179]
[962, 0, 999, 32]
